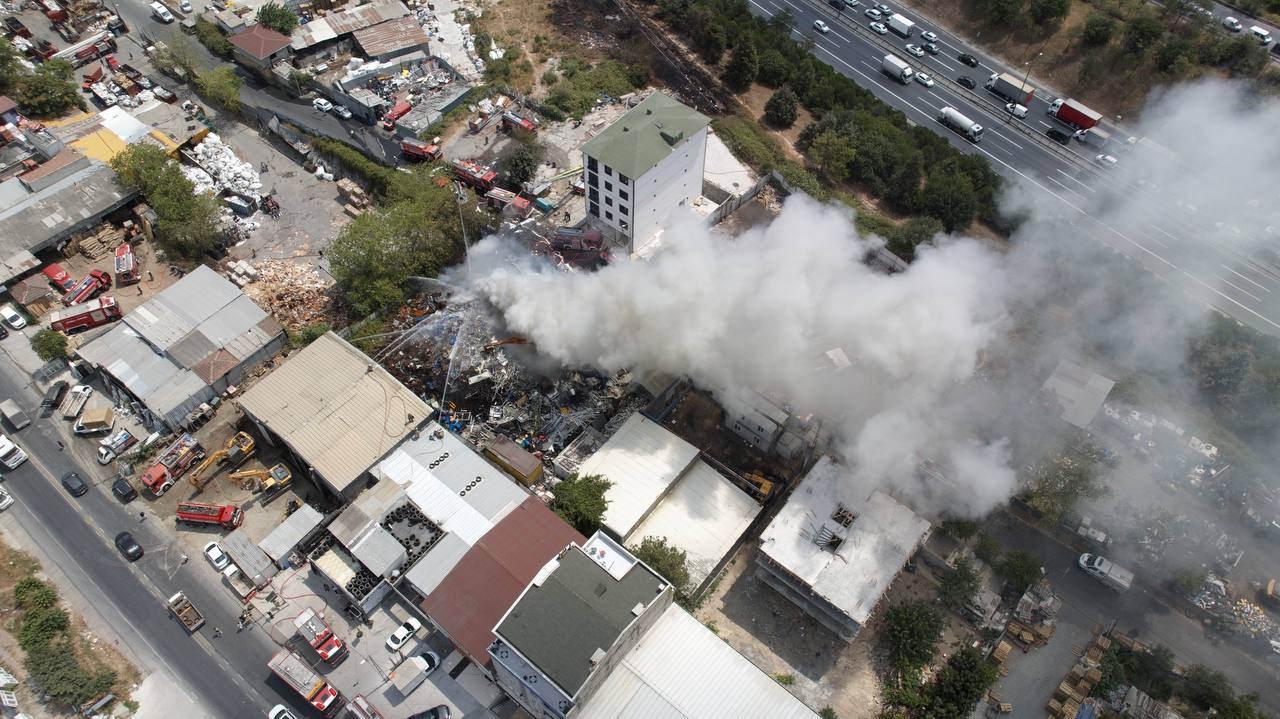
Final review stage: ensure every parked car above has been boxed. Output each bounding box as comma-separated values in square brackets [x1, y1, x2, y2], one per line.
[203, 541, 230, 570]
[869, 21, 888, 34]
[333, 105, 352, 120]
[40, 381, 67, 412]
[0, 325, 8, 340]
[957, 76, 976, 89]
[914, 72, 934, 87]
[0, 304, 26, 330]
[843, 0, 860, 7]
[179, 0, 192, 10]
[312, 98, 334, 113]
[61, 471, 88, 497]
[1223, 16, 1243, 32]
[386, 617, 422, 652]
[420, 650, 441, 674]
[1095, 154, 1118, 168]
[268, 705, 297, 719]
[904, 43, 924, 57]
[408, 707, 451, 719]
[0, 488, 14, 511]
[115, 531, 143, 561]
[812, 19, 830, 33]
[111, 477, 138, 502]
[958, 52, 979, 67]
[875, 2, 891, 14]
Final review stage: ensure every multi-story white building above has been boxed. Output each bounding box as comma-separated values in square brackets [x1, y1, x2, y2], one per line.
[580, 92, 710, 253]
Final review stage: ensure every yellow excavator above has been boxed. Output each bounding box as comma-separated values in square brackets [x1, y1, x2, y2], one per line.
[228, 463, 292, 494]
[189, 431, 256, 490]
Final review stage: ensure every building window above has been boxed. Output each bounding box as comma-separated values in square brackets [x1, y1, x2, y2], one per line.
[605, 182, 613, 193]
[589, 202, 599, 217]
[619, 189, 628, 201]
[587, 157, 598, 172]
[587, 171, 597, 187]
[605, 211, 613, 221]
[605, 197, 612, 207]
[589, 188, 598, 202]
[604, 165, 612, 177]
[619, 205, 628, 216]
[619, 172, 629, 184]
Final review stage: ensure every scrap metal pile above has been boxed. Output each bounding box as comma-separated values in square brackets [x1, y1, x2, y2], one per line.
[1006, 578, 1062, 648]
[1190, 574, 1280, 642]
[374, 298, 652, 484]
[1125, 509, 1244, 574]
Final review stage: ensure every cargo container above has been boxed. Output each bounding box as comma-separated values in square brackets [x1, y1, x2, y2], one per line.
[1047, 97, 1101, 130]
[938, 106, 983, 142]
[888, 15, 915, 37]
[984, 72, 1035, 105]
[50, 295, 122, 334]
[0, 400, 30, 431]
[74, 407, 114, 435]
[880, 54, 913, 84]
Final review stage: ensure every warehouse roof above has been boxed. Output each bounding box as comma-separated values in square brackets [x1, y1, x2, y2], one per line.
[577, 603, 819, 719]
[0, 162, 134, 261]
[759, 457, 930, 625]
[291, 0, 409, 49]
[227, 24, 293, 60]
[422, 497, 582, 666]
[576, 413, 699, 538]
[258, 504, 323, 564]
[581, 92, 709, 182]
[627, 459, 759, 586]
[1041, 359, 1115, 429]
[495, 535, 667, 698]
[353, 16, 429, 57]
[237, 331, 431, 494]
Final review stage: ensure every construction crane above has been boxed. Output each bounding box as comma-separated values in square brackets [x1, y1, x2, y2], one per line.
[228, 463, 292, 493]
[189, 431, 255, 490]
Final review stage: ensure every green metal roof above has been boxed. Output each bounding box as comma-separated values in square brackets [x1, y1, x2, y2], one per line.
[580, 93, 710, 181]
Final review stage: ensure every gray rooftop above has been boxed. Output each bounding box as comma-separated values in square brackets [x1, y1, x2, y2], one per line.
[580, 93, 709, 182]
[1041, 359, 1115, 429]
[0, 162, 133, 261]
[496, 545, 666, 697]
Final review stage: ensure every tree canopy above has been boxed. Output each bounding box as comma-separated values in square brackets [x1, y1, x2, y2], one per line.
[882, 602, 943, 671]
[16, 59, 82, 118]
[256, 2, 298, 34]
[196, 66, 242, 111]
[924, 648, 997, 719]
[630, 536, 693, 603]
[550, 473, 612, 535]
[724, 40, 759, 91]
[998, 550, 1042, 593]
[938, 558, 981, 611]
[764, 87, 798, 128]
[30, 329, 68, 362]
[497, 140, 544, 188]
[109, 144, 223, 259]
[0, 38, 22, 96]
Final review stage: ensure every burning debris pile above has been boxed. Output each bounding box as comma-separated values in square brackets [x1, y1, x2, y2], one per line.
[1190, 574, 1280, 643]
[1123, 509, 1244, 574]
[241, 261, 335, 331]
[373, 298, 653, 489]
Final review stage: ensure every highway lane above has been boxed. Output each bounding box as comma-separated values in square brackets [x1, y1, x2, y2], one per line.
[0, 366, 301, 718]
[749, 0, 1280, 338]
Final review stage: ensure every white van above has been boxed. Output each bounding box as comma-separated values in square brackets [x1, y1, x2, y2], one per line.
[150, 2, 174, 22]
[1250, 26, 1273, 45]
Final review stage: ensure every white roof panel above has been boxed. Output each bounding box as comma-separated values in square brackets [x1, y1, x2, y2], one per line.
[579, 604, 819, 719]
[577, 414, 700, 538]
[759, 457, 930, 624]
[627, 460, 759, 586]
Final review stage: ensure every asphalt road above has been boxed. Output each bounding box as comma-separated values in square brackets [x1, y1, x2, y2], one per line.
[0, 364, 321, 718]
[750, 0, 1280, 340]
[986, 512, 1280, 714]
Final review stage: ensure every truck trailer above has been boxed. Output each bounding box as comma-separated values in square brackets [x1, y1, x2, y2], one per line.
[141, 434, 204, 496]
[984, 72, 1035, 105]
[880, 54, 914, 84]
[0, 400, 30, 431]
[888, 15, 915, 37]
[293, 608, 347, 663]
[267, 650, 341, 716]
[1047, 97, 1101, 130]
[400, 138, 441, 162]
[1078, 553, 1134, 592]
[175, 501, 243, 529]
[50, 295, 122, 334]
[938, 107, 983, 143]
[167, 592, 205, 632]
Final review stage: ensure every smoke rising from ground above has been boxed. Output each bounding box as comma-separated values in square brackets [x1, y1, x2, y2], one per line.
[459, 80, 1280, 521]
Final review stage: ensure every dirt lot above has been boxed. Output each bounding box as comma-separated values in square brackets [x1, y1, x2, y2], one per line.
[0, 537, 140, 718]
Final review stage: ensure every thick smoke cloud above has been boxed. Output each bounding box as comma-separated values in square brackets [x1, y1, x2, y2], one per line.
[463, 197, 1016, 517]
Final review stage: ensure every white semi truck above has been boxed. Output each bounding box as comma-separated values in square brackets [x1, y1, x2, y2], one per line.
[888, 15, 915, 36]
[881, 54, 913, 84]
[938, 107, 983, 142]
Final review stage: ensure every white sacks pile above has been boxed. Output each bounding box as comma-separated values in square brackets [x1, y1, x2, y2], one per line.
[187, 133, 264, 199]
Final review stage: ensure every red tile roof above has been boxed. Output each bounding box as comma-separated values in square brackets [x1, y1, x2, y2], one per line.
[421, 496, 584, 667]
[0, 96, 17, 116]
[227, 24, 293, 60]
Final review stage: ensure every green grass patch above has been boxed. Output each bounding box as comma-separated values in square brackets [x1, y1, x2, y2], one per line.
[544, 60, 646, 119]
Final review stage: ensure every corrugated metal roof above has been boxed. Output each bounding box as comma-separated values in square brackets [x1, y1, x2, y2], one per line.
[237, 332, 431, 493]
[627, 460, 759, 586]
[258, 504, 323, 563]
[404, 532, 469, 596]
[1042, 359, 1115, 429]
[576, 414, 699, 538]
[222, 527, 278, 586]
[578, 604, 819, 719]
[421, 497, 583, 666]
[353, 16, 429, 57]
[758, 457, 930, 624]
[291, 0, 409, 49]
[79, 323, 215, 424]
[350, 525, 406, 577]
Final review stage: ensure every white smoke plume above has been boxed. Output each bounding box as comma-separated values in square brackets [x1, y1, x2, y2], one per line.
[463, 195, 1017, 517]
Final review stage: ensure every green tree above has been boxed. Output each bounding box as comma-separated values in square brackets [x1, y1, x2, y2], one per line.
[18, 606, 68, 652]
[631, 536, 693, 603]
[819, 708, 838, 719]
[940, 519, 979, 540]
[196, 66, 242, 111]
[757, 48, 790, 86]
[974, 532, 1002, 564]
[194, 18, 233, 58]
[497, 140, 544, 188]
[256, 2, 298, 34]
[882, 602, 944, 671]
[1125, 15, 1165, 54]
[925, 647, 997, 719]
[16, 59, 82, 118]
[1023, 437, 1105, 521]
[1180, 664, 1234, 709]
[724, 40, 759, 91]
[110, 144, 222, 259]
[998, 550, 1042, 593]
[13, 578, 57, 611]
[981, 0, 1024, 25]
[807, 129, 855, 181]
[24, 640, 115, 708]
[918, 170, 976, 232]
[938, 558, 981, 611]
[764, 87, 799, 128]
[291, 322, 332, 348]
[1028, 0, 1069, 26]
[1082, 14, 1117, 46]
[0, 38, 22, 96]
[30, 329, 67, 362]
[550, 473, 612, 535]
[1155, 38, 1196, 77]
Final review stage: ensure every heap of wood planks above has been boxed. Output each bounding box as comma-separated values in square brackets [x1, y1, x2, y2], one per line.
[75, 224, 124, 260]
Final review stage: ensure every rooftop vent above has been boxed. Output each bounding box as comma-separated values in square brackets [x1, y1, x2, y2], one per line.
[631, 602, 645, 617]
[590, 648, 607, 666]
[659, 129, 684, 147]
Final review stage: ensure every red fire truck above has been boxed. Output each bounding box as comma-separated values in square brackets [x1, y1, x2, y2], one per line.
[61, 269, 112, 305]
[49, 295, 122, 334]
[141, 434, 204, 496]
[381, 100, 411, 131]
[175, 502, 243, 529]
[400, 138, 441, 162]
[42, 263, 76, 292]
[267, 650, 341, 716]
[451, 159, 496, 192]
[501, 111, 537, 134]
[292, 608, 347, 663]
[114, 243, 141, 285]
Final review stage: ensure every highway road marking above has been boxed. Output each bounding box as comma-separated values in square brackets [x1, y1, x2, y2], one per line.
[1222, 266, 1272, 292]
[931, 59, 957, 72]
[1055, 169, 1095, 194]
[1043, 174, 1087, 204]
[1217, 276, 1264, 303]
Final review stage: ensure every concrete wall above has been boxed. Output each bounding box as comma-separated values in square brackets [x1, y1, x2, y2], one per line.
[754, 553, 861, 641]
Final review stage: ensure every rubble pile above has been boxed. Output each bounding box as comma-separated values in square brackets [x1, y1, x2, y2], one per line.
[1007, 578, 1062, 648]
[185, 133, 263, 199]
[1190, 574, 1280, 642]
[242, 261, 334, 330]
[1126, 509, 1244, 574]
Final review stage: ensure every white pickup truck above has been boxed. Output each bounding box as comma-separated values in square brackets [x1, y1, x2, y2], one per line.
[1078, 553, 1134, 592]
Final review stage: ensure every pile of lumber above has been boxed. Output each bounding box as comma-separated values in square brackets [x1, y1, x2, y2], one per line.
[74, 224, 125, 260]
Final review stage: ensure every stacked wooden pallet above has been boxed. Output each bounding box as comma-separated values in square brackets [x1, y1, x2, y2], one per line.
[76, 225, 124, 260]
